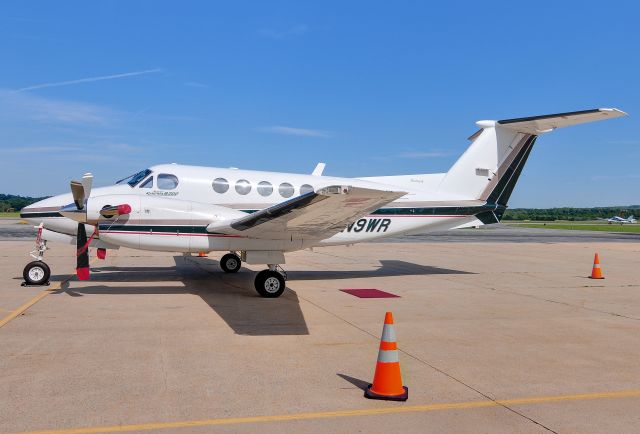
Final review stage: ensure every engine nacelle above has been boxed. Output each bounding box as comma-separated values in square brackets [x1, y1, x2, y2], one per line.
[85, 194, 246, 227]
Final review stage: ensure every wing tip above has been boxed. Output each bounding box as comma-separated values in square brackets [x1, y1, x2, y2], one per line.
[599, 108, 628, 117]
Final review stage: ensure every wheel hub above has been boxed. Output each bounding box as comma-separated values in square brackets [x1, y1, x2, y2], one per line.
[264, 276, 281, 293]
[28, 267, 44, 281]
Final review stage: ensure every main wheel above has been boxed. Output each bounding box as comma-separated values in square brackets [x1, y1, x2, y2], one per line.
[23, 261, 51, 285]
[254, 270, 286, 298]
[220, 253, 241, 273]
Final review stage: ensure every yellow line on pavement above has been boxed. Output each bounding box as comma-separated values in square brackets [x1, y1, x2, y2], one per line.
[0, 259, 97, 329]
[12, 389, 640, 434]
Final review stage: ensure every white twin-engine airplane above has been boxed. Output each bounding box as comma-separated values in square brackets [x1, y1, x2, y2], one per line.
[20, 108, 626, 297]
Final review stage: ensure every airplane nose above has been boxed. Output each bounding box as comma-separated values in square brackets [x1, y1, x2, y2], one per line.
[19, 193, 74, 219]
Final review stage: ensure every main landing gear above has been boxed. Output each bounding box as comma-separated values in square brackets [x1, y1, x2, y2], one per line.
[254, 265, 287, 298]
[22, 224, 51, 286]
[218, 251, 287, 298]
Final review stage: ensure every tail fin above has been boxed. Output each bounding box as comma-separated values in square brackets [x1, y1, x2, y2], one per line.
[437, 108, 626, 222]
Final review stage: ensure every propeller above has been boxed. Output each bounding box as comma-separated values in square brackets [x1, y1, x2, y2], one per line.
[76, 223, 90, 280]
[70, 173, 93, 210]
[60, 173, 93, 222]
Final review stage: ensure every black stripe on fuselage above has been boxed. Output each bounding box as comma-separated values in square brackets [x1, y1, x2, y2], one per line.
[20, 212, 63, 218]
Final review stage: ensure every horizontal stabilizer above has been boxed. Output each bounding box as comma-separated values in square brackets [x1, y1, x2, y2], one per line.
[497, 108, 627, 135]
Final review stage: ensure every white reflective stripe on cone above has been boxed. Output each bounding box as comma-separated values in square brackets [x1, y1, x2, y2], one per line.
[381, 324, 397, 342]
[377, 349, 399, 363]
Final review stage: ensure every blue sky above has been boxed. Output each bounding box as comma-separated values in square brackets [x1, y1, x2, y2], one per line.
[0, 1, 637, 207]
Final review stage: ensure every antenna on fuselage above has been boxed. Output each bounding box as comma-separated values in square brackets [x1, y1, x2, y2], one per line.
[312, 162, 326, 176]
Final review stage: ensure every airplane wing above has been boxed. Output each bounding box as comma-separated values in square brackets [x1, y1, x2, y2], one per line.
[497, 108, 627, 135]
[206, 185, 406, 240]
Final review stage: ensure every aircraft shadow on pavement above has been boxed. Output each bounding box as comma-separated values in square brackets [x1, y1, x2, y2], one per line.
[287, 259, 474, 281]
[48, 256, 309, 336]
[43, 257, 471, 336]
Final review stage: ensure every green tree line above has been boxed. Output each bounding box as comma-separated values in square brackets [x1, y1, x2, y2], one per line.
[503, 206, 640, 221]
[0, 194, 50, 212]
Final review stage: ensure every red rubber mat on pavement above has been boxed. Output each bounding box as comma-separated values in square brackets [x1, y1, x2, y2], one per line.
[340, 288, 400, 298]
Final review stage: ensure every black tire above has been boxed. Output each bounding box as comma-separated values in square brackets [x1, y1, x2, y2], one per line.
[254, 270, 286, 298]
[220, 253, 241, 273]
[23, 261, 51, 285]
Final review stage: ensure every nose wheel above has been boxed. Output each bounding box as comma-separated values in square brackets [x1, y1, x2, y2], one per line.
[22, 223, 51, 286]
[23, 261, 51, 286]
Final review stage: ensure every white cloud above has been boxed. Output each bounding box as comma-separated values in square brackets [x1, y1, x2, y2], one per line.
[0, 146, 85, 153]
[0, 143, 141, 154]
[0, 90, 115, 125]
[259, 24, 308, 39]
[259, 126, 330, 138]
[13, 69, 163, 92]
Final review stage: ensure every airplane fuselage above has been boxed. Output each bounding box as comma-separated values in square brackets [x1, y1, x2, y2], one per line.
[21, 163, 482, 253]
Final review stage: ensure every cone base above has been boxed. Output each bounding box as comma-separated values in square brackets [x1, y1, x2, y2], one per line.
[588, 276, 605, 279]
[364, 384, 408, 401]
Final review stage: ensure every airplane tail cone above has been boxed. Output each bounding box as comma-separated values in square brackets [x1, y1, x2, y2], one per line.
[365, 312, 408, 401]
[589, 253, 605, 279]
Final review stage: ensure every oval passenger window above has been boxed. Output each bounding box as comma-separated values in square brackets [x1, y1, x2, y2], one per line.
[212, 177, 229, 193]
[235, 179, 252, 195]
[257, 181, 273, 196]
[157, 174, 179, 190]
[300, 184, 314, 195]
[279, 182, 294, 198]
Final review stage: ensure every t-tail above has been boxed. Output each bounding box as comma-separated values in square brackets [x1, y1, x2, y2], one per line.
[436, 108, 627, 224]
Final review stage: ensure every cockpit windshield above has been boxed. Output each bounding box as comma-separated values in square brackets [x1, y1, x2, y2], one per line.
[115, 169, 152, 187]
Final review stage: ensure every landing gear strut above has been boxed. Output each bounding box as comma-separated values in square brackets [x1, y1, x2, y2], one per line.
[254, 265, 286, 298]
[220, 252, 241, 273]
[22, 223, 50, 286]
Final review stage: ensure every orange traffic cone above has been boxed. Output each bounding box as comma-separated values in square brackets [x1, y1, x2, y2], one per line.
[198, 252, 207, 257]
[589, 253, 604, 279]
[365, 312, 408, 401]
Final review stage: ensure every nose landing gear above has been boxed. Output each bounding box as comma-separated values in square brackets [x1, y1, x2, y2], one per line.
[22, 223, 51, 286]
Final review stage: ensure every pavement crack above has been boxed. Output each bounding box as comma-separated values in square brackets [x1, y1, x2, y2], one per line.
[485, 287, 640, 321]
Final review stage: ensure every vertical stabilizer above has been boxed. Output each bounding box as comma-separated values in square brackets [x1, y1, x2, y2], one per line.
[436, 109, 626, 217]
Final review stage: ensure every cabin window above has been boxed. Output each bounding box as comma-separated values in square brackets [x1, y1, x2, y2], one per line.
[139, 177, 153, 188]
[157, 174, 179, 190]
[257, 181, 273, 196]
[300, 184, 314, 195]
[279, 182, 294, 198]
[235, 179, 251, 195]
[116, 168, 152, 187]
[212, 177, 229, 193]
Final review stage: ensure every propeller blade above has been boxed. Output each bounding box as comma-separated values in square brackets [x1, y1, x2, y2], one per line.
[70, 180, 85, 210]
[76, 223, 90, 280]
[81, 173, 93, 199]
